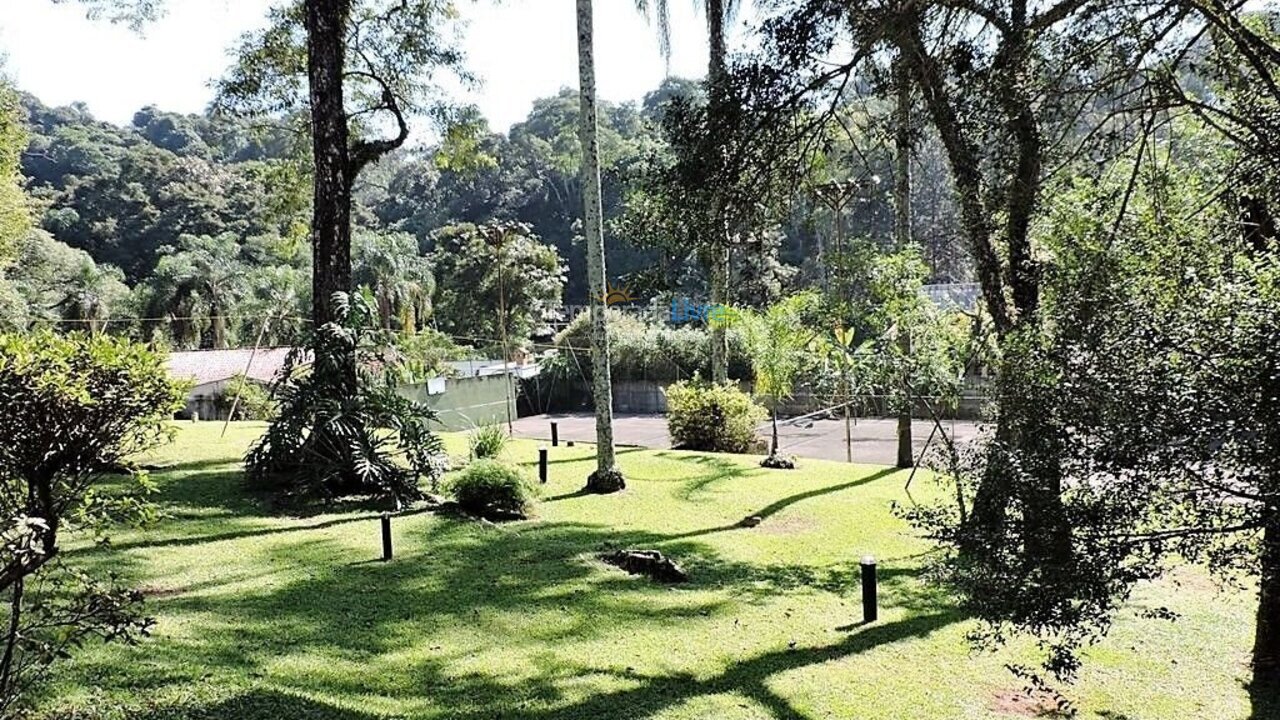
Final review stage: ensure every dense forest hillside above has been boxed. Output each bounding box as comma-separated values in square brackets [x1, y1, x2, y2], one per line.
[1, 79, 966, 350]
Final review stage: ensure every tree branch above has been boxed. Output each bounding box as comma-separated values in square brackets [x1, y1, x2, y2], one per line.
[344, 64, 410, 179]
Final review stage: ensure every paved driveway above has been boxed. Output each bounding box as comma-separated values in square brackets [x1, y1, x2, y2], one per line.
[511, 412, 981, 466]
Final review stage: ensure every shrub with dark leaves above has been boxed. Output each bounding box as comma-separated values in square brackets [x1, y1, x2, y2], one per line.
[0, 330, 183, 714]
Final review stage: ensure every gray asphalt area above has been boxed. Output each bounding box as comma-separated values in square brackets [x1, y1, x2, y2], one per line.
[511, 412, 981, 466]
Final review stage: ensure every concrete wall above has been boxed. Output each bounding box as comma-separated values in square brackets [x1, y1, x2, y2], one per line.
[179, 379, 233, 421]
[611, 379, 987, 419]
[612, 380, 672, 413]
[399, 374, 518, 431]
[179, 374, 519, 428]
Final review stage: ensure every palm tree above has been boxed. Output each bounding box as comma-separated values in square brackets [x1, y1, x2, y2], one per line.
[741, 293, 815, 468]
[637, 0, 740, 384]
[150, 234, 246, 349]
[636, 0, 738, 91]
[353, 230, 433, 333]
[53, 259, 128, 334]
[578, 0, 624, 493]
[893, 55, 915, 469]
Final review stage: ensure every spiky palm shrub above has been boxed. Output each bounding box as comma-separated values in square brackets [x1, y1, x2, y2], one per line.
[468, 423, 508, 460]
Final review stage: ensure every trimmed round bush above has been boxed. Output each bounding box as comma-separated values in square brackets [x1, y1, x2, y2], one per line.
[664, 379, 766, 453]
[449, 459, 536, 519]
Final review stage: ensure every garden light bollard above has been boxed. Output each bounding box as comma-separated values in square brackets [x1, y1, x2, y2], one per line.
[551, 421, 559, 447]
[381, 514, 393, 561]
[860, 555, 877, 623]
[539, 445, 548, 483]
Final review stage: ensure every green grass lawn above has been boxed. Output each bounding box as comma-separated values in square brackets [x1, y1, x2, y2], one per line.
[34, 422, 1264, 719]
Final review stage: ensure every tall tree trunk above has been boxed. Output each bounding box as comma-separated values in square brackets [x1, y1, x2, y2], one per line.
[896, 331, 914, 468]
[709, 245, 730, 383]
[209, 290, 228, 350]
[1252, 215, 1280, 690]
[898, 25, 1010, 335]
[0, 578, 23, 705]
[305, 0, 354, 339]
[377, 286, 394, 330]
[1242, 193, 1278, 255]
[174, 293, 198, 349]
[300, 0, 358, 490]
[707, 0, 730, 384]
[899, 23, 1067, 559]
[1255, 515, 1280, 681]
[893, 54, 914, 469]
[771, 403, 779, 456]
[577, 0, 623, 492]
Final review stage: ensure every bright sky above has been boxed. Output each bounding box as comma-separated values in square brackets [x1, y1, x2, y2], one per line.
[0, 0, 745, 132]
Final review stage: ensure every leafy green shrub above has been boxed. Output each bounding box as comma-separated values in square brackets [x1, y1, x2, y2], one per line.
[554, 309, 751, 382]
[468, 423, 508, 459]
[214, 375, 279, 420]
[448, 459, 536, 519]
[0, 330, 184, 713]
[664, 379, 766, 453]
[386, 328, 472, 383]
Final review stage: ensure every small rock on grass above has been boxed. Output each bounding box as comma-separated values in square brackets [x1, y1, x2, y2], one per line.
[760, 454, 797, 470]
[599, 549, 689, 583]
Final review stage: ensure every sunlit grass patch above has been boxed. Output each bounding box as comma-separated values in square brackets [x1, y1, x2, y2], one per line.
[35, 422, 1258, 720]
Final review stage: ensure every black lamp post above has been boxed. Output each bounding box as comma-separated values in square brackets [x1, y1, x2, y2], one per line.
[860, 554, 877, 623]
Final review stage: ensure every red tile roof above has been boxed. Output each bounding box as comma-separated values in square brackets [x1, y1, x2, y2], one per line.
[166, 347, 303, 387]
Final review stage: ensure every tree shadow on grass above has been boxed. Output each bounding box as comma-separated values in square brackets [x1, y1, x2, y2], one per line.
[670, 453, 760, 502]
[153, 456, 245, 475]
[149, 469, 273, 518]
[94, 507, 435, 554]
[118, 688, 391, 720]
[470, 608, 965, 720]
[1249, 677, 1280, 720]
[542, 451, 750, 503]
[93, 460, 421, 556]
[543, 487, 594, 502]
[51, 509, 966, 720]
[666, 465, 900, 541]
[539, 446, 645, 467]
[747, 466, 897, 518]
[55, 611, 964, 720]
[151, 468, 401, 521]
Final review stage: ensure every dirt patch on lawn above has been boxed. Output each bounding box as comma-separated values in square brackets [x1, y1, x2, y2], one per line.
[750, 515, 818, 536]
[988, 689, 1070, 717]
[138, 585, 185, 599]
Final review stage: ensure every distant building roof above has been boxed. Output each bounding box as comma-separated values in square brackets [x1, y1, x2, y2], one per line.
[167, 347, 303, 387]
[444, 359, 540, 380]
[922, 283, 981, 311]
